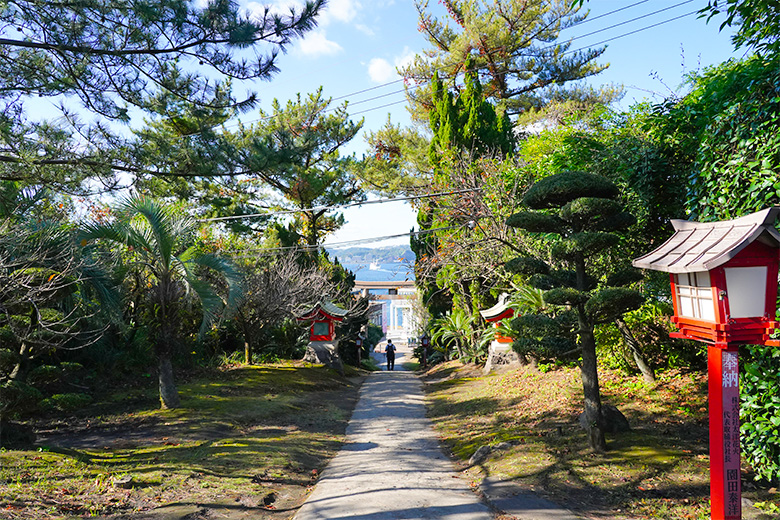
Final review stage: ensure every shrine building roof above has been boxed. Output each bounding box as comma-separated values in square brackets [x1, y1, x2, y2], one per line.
[297, 298, 349, 321]
[632, 207, 780, 274]
[479, 293, 514, 321]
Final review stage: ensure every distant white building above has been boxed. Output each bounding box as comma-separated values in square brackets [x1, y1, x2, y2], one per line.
[355, 281, 419, 343]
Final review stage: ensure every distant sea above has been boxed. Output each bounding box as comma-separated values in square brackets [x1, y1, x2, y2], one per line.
[343, 262, 415, 282]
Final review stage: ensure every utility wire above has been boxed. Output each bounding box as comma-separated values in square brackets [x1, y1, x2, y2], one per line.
[218, 1, 699, 130]
[229, 224, 464, 257]
[563, 0, 695, 47]
[199, 187, 482, 222]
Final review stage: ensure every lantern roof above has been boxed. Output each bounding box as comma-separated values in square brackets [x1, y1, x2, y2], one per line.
[632, 207, 780, 274]
[297, 297, 349, 321]
[479, 293, 514, 321]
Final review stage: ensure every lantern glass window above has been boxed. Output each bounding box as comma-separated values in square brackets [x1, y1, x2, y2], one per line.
[312, 321, 329, 336]
[724, 266, 767, 318]
[675, 271, 715, 321]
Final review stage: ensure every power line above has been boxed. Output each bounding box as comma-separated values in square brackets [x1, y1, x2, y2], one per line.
[563, 0, 695, 48]
[571, 8, 700, 52]
[220, 1, 699, 131]
[229, 224, 464, 258]
[577, 1, 652, 26]
[198, 187, 482, 222]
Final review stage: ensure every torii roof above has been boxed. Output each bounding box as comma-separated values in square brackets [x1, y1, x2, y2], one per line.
[297, 298, 349, 321]
[632, 207, 780, 274]
[479, 293, 514, 321]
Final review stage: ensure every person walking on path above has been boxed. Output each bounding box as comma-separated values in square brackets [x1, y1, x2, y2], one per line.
[384, 339, 396, 370]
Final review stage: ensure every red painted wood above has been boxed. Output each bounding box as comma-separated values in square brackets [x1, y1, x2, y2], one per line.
[708, 345, 742, 520]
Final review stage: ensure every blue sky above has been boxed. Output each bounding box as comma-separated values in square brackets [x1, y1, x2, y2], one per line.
[231, 0, 740, 248]
[37, 0, 741, 247]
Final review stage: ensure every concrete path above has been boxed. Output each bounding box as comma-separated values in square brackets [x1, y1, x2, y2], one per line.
[294, 343, 582, 520]
[293, 346, 493, 519]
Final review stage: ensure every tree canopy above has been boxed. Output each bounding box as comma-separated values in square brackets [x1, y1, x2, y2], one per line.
[235, 89, 365, 246]
[401, 0, 614, 119]
[701, 0, 780, 55]
[0, 0, 325, 190]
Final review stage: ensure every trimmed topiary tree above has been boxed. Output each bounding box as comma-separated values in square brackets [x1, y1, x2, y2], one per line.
[506, 171, 644, 452]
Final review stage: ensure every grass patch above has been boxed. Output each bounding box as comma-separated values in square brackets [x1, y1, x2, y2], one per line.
[422, 361, 780, 519]
[1, 362, 364, 519]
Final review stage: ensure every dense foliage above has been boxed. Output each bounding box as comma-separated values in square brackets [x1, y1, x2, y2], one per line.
[740, 344, 780, 483]
[506, 171, 643, 451]
[401, 0, 615, 119]
[646, 55, 780, 221]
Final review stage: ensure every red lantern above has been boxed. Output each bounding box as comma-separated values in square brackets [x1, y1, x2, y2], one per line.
[297, 299, 349, 342]
[479, 293, 515, 343]
[633, 207, 780, 520]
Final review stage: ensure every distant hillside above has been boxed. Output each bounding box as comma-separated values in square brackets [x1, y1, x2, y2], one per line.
[327, 246, 415, 265]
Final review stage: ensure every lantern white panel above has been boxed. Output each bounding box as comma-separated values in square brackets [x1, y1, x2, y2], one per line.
[675, 271, 715, 321]
[312, 321, 330, 336]
[679, 296, 695, 318]
[697, 288, 717, 321]
[725, 266, 768, 318]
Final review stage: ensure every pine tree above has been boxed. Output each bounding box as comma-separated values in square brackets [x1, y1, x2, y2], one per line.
[235, 88, 365, 247]
[402, 0, 612, 119]
[505, 171, 644, 451]
[0, 0, 324, 189]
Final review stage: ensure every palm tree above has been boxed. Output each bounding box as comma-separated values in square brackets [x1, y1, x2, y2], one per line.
[81, 196, 241, 409]
[430, 308, 475, 361]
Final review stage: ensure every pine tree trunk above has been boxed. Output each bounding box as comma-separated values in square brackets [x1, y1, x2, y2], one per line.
[575, 257, 606, 452]
[578, 316, 607, 452]
[615, 318, 655, 383]
[158, 354, 180, 409]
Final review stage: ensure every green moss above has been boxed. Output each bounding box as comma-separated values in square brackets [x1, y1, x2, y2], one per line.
[2, 364, 362, 518]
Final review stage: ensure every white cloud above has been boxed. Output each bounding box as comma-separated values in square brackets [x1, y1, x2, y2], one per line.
[354, 23, 375, 36]
[394, 47, 417, 70]
[368, 58, 395, 83]
[297, 30, 343, 57]
[367, 47, 418, 83]
[319, 0, 361, 25]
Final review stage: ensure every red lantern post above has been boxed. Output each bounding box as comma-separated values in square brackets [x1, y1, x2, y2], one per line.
[420, 334, 430, 367]
[633, 208, 780, 520]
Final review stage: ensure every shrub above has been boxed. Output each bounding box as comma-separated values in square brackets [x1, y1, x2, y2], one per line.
[741, 344, 780, 484]
[40, 393, 93, 413]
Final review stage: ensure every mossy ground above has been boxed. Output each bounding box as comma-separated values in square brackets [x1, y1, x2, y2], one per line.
[422, 361, 780, 520]
[1, 362, 364, 519]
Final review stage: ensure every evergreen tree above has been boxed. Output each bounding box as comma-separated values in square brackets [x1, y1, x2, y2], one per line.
[505, 171, 643, 451]
[0, 0, 324, 189]
[416, 60, 515, 354]
[235, 88, 365, 247]
[402, 0, 615, 119]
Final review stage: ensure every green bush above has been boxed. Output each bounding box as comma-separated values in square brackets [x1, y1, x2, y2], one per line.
[741, 344, 780, 484]
[40, 393, 93, 413]
[361, 357, 380, 371]
[256, 319, 308, 362]
[0, 380, 43, 417]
